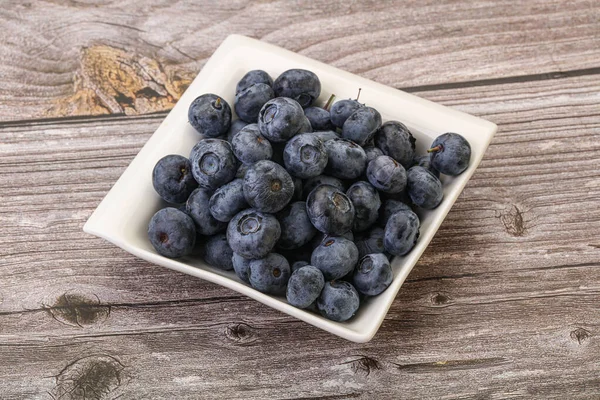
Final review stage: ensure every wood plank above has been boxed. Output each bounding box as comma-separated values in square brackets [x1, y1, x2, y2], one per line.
[0, 0, 599, 120]
[1, 72, 599, 398]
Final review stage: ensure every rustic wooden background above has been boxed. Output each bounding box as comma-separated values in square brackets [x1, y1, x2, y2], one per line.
[1, 1, 599, 399]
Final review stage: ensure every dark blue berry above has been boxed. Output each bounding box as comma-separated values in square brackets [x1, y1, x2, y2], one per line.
[353, 253, 392, 296]
[249, 253, 290, 295]
[186, 187, 227, 235]
[236, 70, 273, 94]
[286, 266, 325, 308]
[304, 107, 334, 131]
[148, 207, 196, 258]
[312, 130, 340, 142]
[310, 230, 354, 250]
[355, 226, 389, 259]
[330, 99, 362, 128]
[231, 124, 273, 165]
[311, 236, 359, 280]
[273, 69, 321, 108]
[377, 199, 412, 228]
[189, 139, 237, 189]
[428, 132, 471, 176]
[152, 154, 198, 204]
[367, 155, 407, 193]
[384, 209, 420, 256]
[317, 281, 360, 322]
[188, 94, 231, 137]
[306, 184, 355, 235]
[364, 146, 384, 164]
[235, 83, 275, 123]
[413, 154, 440, 178]
[283, 133, 328, 179]
[346, 181, 381, 232]
[227, 209, 281, 259]
[302, 175, 345, 200]
[406, 166, 443, 209]
[258, 97, 307, 143]
[227, 119, 249, 142]
[232, 252, 252, 283]
[243, 160, 294, 213]
[342, 107, 382, 147]
[209, 178, 248, 222]
[277, 201, 317, 250]
[375, 121, 416, 168]
[324, 138, 367, 180]
[204, 233, 234, 270]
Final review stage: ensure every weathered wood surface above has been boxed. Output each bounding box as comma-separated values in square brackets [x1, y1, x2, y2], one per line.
[1, 1, 600, 399]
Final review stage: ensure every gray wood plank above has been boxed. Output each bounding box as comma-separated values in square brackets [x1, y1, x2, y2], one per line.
[0, 0, 599, 120]
[1, 71, 599, 399]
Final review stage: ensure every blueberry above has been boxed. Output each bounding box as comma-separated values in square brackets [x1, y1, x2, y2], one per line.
[317, 281, 360, 322]
[302, 175, 345, 200]
[299, 115, 313, 134]
[353, 253, 393, 296]
[346, 181, 381, 232]
[342, 107, 382, 147]
[279, 244, 313, 265]
[367, 155, 407, 194]
[209, 178, 248, 222]
[428, 132, 471, 176]
[231, 124, 273, 165]
[374, 121, 416, 169]
[277, 201, 317, 250]
[283, 133, 328, 179]
[354, 226, 389, 259]
[273, 69, 321, 108]
[306, 184, 355, 235]
[148, 208, 196, 258]
[384, 209, 420, 256]
[188, 94, 231, 137]
[258, 97, 307, 143]
[186, 188, 227, 235]
[236, 163, 249, 179]
[364, 146, 384, 164]
[227, 209, 281, 259]
[412, 155, 438, 178]
[152, 154, 198, 204]
[324, 138, 367, 180]
[304, 107, 334, 131]
[310, 230, 354, 250]
[291, 260, 309, 272]
[236, 70, 273, 94]
[311, 236, 359, 280]
[243, 160, 294, 213]
[406, 166, 443, 209]
[286, 266, 325, 308]
[204, 233, 234, 270]
[232, 252, 252, 283]
[377, 199, 412, 227]
[312, 130, 340, 142]
[189, 139, 237, 189]
[249, 253, 290, 295]
[235, 83, 275, 123]
[292, 177, 303, 201]
[330, 99, 362, 129]
[227, 119, 249, 142]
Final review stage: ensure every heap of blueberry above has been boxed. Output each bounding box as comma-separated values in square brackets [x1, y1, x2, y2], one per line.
[148, 68, 472, 323]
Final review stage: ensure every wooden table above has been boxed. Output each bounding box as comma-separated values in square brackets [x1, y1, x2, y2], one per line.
[1, 1, 599, 399]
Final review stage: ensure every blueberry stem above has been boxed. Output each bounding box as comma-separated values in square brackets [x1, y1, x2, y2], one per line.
[427, 145, 442, 153]
[214, 97, 222, 109]
[324, 94, 335, 111]
[356, 88, 362, 102]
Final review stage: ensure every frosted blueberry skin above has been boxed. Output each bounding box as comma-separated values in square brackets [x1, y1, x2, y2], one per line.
[324, 138, 367, 180]
[273, 69, 321, 108]
[231, 124, 273, 165]
[304, 107, 334, 131]
[209, 178, 248, 222]
[354, 226, 390, 259]
[232, 252, 252, 283]
[306, 184, 355, 235]
[311, 236, 359, 281]
[317, 281, 360, 322]
[148, 208, 196, 258]
[204, 233, 234, 270]
[234, 82, 275, 123]
[312, 130, 340, 142]
[406, 166, 444, 209]
[276, 201, 317, 250]
[310, 230, 354, 250]
[283, 133, 328, 179]
[353, 253, 393, 296]
[366, 155, 407, 194]
[364, 146, 384, 164]
[412, 154, 440, 178]
[188, 93, 231, 137]
[342, 106, 382, 147]
[243, 160, 294, 213]
[152, 154, 198, 204]
[236, 70, 273, 94]
[302, 175, 345, 200]
[384, 209, 420, 256]
[377, 199, 413, 228]
[330, 99, 362, 129]
[374, 121, 416, 169]
[189, 139, 237, 189]
[227, 209, 281, 260]
[346, 181, 381, 233]
[227, 119, 249, 142]
[286, 265, 325, 309]
[249, 253, 291, 295]
[186, 187, 227, 236]
[429, 132, 471, 176]
[258, 97, 307, 143]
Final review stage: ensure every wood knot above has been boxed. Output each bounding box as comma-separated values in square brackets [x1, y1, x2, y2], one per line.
[570, 327, 591, 345]
[499, 205, 526, 237]
[51, 355, 128, 399]
[342, 355, 382, 376]
[44, 290, 110, 328]
[225, 323, 257, 345]
[431, 292, 451, 306]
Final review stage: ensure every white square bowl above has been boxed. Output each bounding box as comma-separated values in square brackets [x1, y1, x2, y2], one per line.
[84, 34, 497, 343]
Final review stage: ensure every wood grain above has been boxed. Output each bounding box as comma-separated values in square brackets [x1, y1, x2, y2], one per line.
[2, 58, 600, 399]
[0, 0, 599, 121]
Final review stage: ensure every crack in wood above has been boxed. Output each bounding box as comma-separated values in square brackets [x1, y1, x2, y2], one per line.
[341, 355, 382, 376]
[394, 357, 509, 372]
